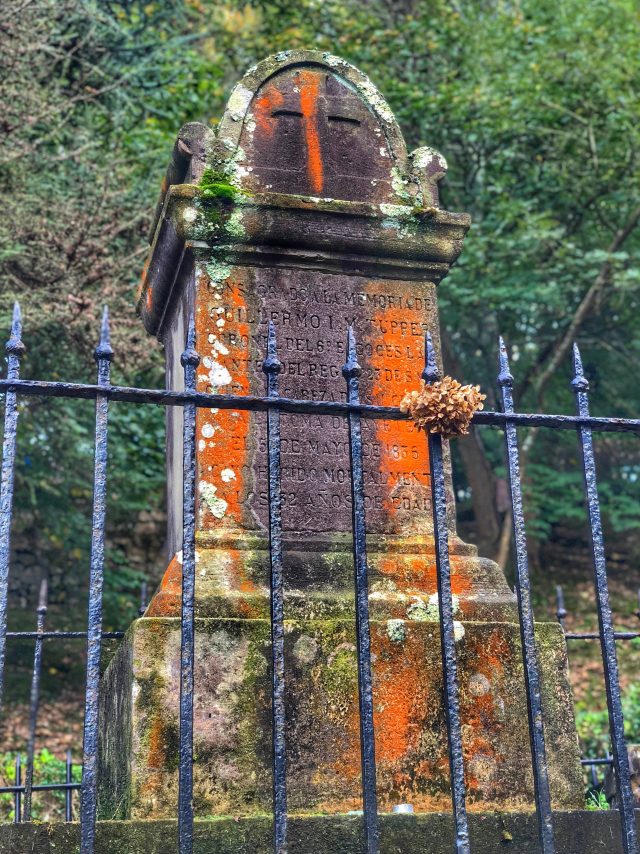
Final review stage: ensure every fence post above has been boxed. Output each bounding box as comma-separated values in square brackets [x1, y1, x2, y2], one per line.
[262, 321, 288, 854]
[343, 325, 379, 854]
[23, 578, 48, 821]
[80, 308, 113, 854]
[572, 343, 638, 854]
[0, 303, 25, 704]
[423, 333, 470, 854]
[178, 314, 199, 854]
[498, 338, 555, 853]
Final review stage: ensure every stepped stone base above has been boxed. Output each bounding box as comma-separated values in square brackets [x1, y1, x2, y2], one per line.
[145, 536, 519, 624]
[98, 617, 582, 820]
[2, 812, 639, 854]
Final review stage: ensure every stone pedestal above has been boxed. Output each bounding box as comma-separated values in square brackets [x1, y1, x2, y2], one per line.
[99, 51, 583, 818]
[99, 618, 581, 820]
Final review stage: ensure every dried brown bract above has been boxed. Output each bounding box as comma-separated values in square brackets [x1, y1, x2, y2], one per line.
[400, 377, 486, 440]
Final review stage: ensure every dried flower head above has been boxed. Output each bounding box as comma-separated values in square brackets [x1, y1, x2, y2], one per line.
[400, 377, 486, 440]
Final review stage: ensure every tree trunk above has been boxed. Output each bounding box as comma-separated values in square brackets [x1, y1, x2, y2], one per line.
[456, 429, 502, 559]
[440, 329, 503, 560]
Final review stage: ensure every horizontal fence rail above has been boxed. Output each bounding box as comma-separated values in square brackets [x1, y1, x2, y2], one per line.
[0, 303, 638, 854]
[0, 377, 639, 433]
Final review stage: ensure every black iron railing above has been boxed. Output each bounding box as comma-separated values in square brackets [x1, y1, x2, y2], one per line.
[0, 302, 638, 854]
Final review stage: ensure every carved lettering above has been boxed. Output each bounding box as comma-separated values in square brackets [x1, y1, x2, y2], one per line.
[199, 265, 436, 534]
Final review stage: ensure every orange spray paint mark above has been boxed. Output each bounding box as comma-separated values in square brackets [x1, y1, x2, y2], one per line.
[253, 85, 284, 136]
[373, 638, 424, 765]
[196, 269, 250, 529]
[368, 298, 430, 527]
[298, 71, 323, 194]
[146, 715, 168, 769]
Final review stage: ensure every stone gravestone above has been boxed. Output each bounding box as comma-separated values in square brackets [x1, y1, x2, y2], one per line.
[98, 51, 582, 821]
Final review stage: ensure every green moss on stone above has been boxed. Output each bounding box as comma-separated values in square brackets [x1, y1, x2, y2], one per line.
[1, 812, 637, 853]
[199, 168, 236, 201]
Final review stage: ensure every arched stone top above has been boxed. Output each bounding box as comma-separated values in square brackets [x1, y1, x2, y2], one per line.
[212, 50, 446, 206]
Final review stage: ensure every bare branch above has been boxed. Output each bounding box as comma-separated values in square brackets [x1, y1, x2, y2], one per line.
[533, 205, 640, 407]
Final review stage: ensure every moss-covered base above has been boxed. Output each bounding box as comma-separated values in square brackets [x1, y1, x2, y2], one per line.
[99, 618, 582, 819]
[1, 812, 637, 854]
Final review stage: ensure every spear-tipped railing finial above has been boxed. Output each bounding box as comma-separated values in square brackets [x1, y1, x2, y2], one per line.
[421, 331, 441, 384]
[262, 320, 282, 376]
[497, 336, 514, 389]
[94, 306, 114, 363]
[181, 314, 200, 370]
[6, 302, 25, 363]
[571, 342, 589, 393]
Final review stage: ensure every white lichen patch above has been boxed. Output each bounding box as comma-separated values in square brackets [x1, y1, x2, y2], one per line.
[183, 206, 198, 224]
[211, 339, 229, 356]
[208, 363, 232, 387]
[468, 672, 491, 697]
[199, 481, 228, 519]
[411, 146, 448, 176]
[225, 208, 246, 239]
[293, 635, 319, 665]
[355, 77, 395, 124]
[386, 619, 406, 643]
[391, 166, 413, 202]
[221, 468, 236, 483]
[205, 261, 232, 285]
[406, 599, 430, 622]
[226, 84, 253, 122]
[322, 52, 343, 68]
[407, 592, 460, 622]
[380, 202, 413, 219]
[201, 423, 215, 439]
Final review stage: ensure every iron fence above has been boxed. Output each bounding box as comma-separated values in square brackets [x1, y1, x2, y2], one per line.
[0, 302, 638, 854]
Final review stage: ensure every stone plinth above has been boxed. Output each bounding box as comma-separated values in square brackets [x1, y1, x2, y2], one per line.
[99, 51, 582, 818]
[4, 813, 640, 854]
[99, 619, 581, 819]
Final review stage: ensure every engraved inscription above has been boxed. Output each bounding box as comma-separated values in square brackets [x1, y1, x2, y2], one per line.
[196, 266, 437, 535]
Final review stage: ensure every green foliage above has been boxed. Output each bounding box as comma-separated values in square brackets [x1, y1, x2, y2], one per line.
[575, 681, 640, 758]
[0, 749, 81, 822]
[585, 788, 610, 811]
[1, 0, 639, 618]
[199, 168, 237, 201]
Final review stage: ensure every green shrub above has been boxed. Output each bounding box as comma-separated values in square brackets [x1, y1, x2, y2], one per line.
[0, 749, 81, 822]
[576, 682, 640, 758]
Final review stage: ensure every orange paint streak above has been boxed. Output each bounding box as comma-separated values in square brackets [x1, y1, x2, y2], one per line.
[298, 71, 323, 194]
[196, 269, 250, 529]
[368, 299, 430, 532]
[146, 716, 167, 768]
[253, 85, 284, 136]
[145, 555, 182, 617]
[373, 639, 424, 765]
[330, 629, 429, 788]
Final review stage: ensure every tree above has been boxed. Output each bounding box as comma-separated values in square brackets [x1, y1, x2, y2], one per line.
[1, 0, 639, 620]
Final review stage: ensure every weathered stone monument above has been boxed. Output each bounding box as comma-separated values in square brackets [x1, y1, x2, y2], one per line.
[99, 51, 582, 821]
